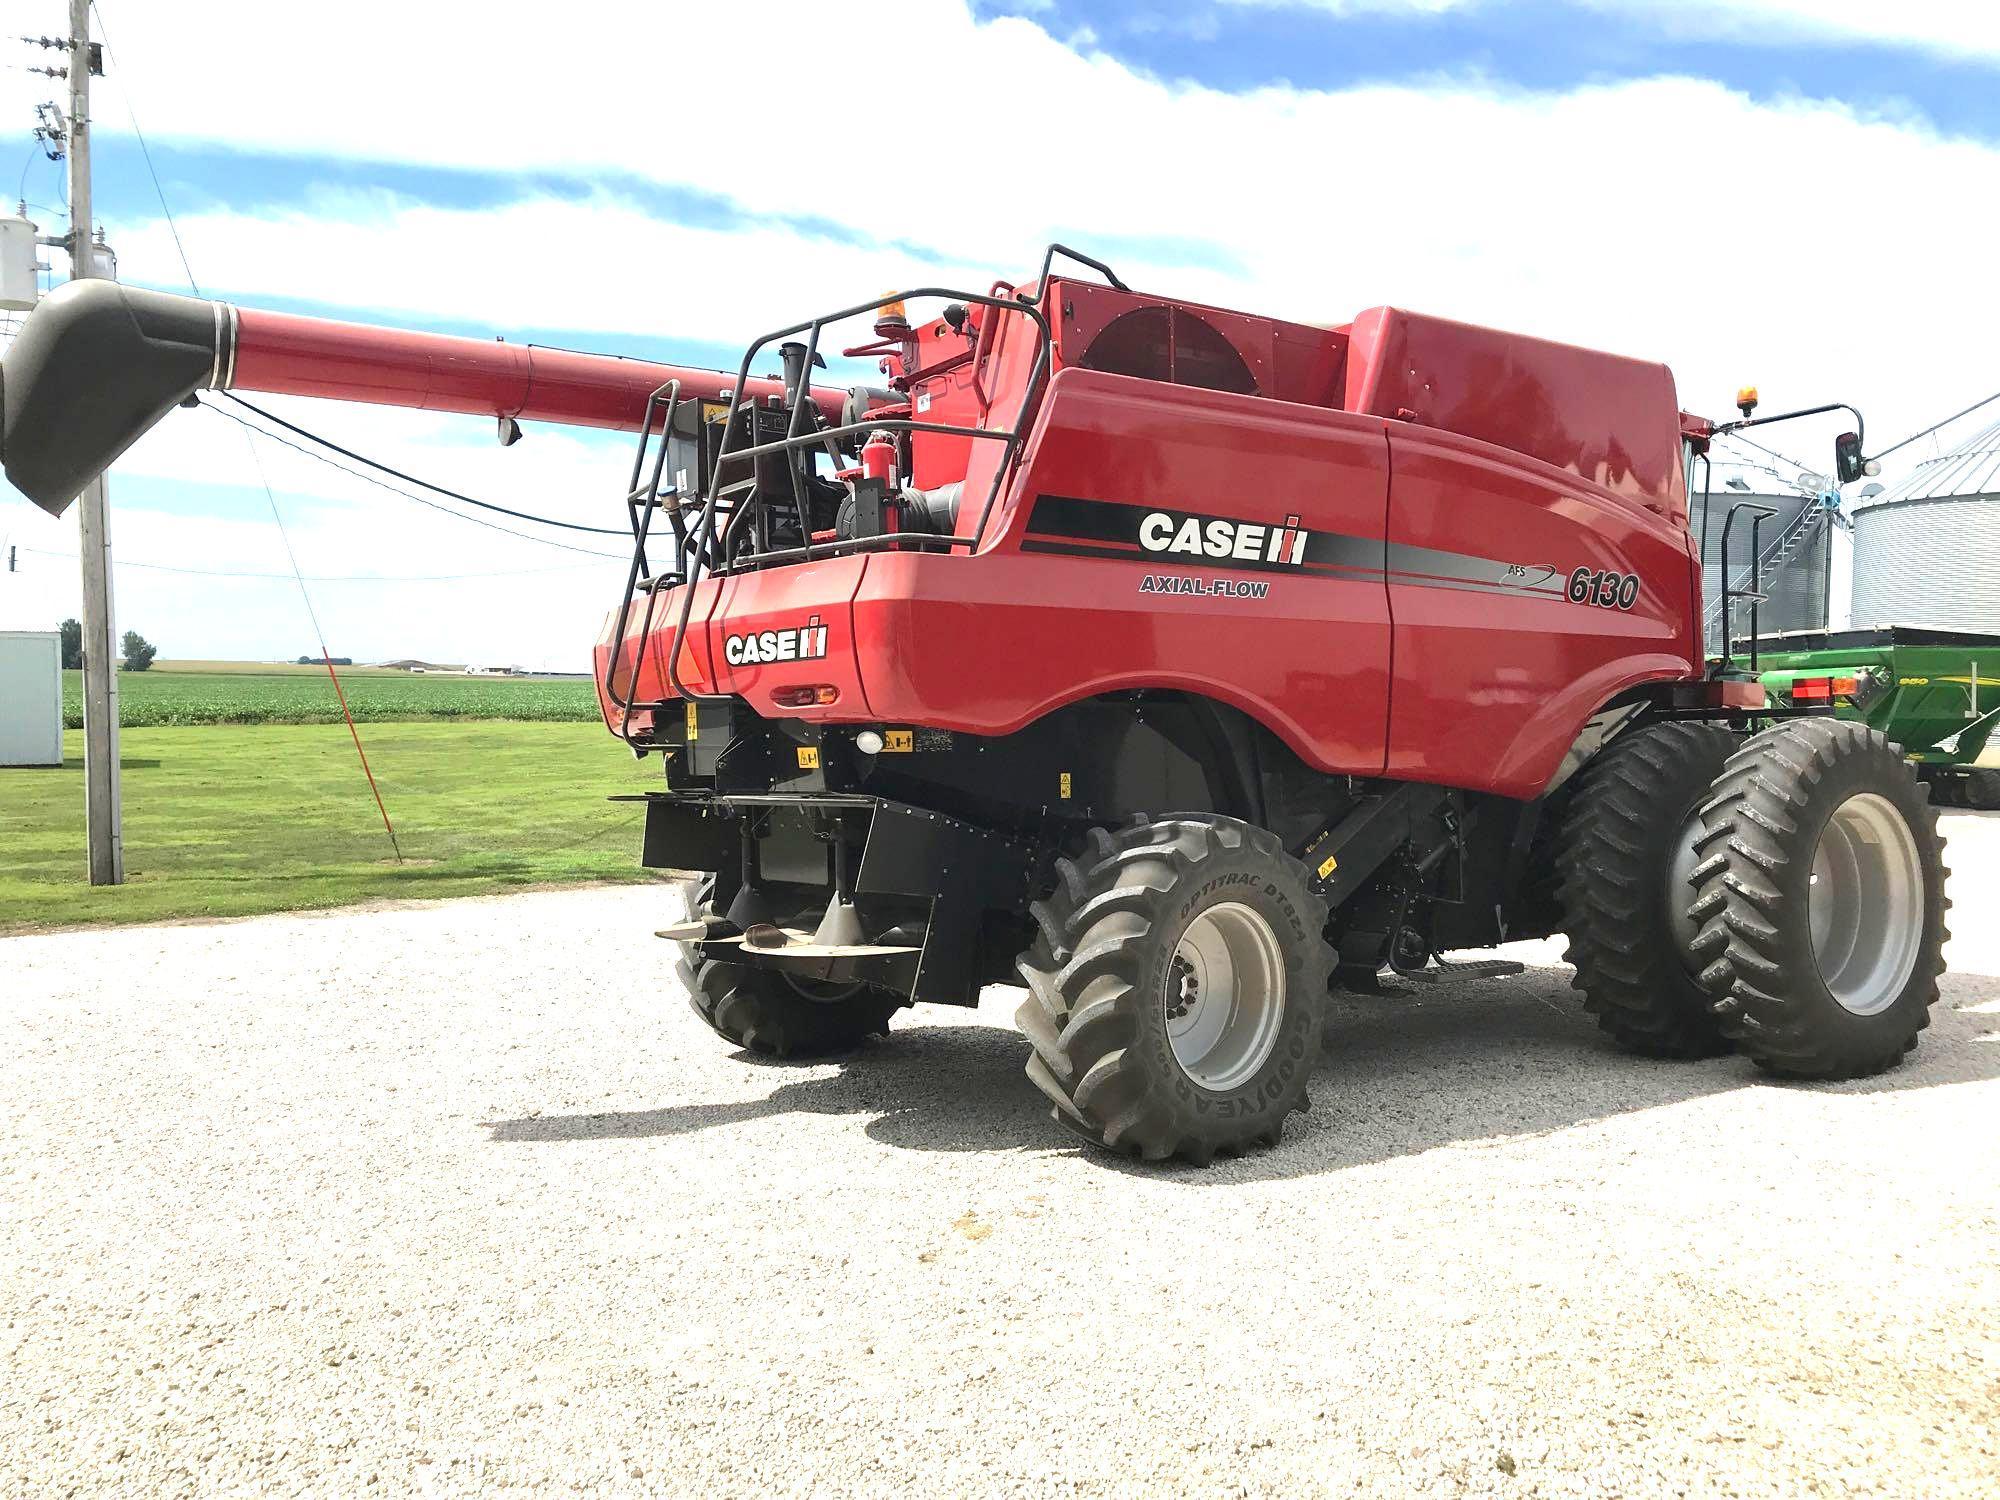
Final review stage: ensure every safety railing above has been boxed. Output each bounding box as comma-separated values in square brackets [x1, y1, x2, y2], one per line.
[660, 283, 1055, 703]
[605, 379, 682, 743]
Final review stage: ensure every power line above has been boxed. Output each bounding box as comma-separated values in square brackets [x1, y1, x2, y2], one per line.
[216, 393, 629, 537]
[81, 23, 400, 867]
[18, 544, 607, 582]
[88, 2, 199, 296]
[79, 9, 630, 556]
[237, 417, 403, 862]
[89, 4, 623, 560]
[1869, 389, 2000, 466]
[1713, 430, 1819, 479]
[200, 398, 627, 559]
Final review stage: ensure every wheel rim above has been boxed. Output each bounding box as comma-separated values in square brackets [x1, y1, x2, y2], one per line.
[783, 973, 865, 1004]
[1809, 792, 1924, 1017]
[1165, 902, 1287, 1092]
[1666, 800, 1708, 972]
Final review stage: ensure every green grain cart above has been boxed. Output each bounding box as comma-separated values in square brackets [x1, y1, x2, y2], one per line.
[1756, 627, 2000, 808]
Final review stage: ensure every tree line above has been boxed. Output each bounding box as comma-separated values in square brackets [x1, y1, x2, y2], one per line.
[59, 618, 157, 672]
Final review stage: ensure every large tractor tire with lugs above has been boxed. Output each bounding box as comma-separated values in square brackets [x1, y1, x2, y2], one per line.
[1013, 816, 1329, 1164]
[1688, 720, 1949, 1079]
[672, 879, 905, 1058]
[1556, 720, 1738, 1057]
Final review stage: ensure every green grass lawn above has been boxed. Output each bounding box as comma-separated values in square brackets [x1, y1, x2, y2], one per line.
[0, 721, 670, 932]
[62, 668, 600, 728]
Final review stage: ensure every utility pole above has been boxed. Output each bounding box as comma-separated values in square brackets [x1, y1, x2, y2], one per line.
[68, 0, 121, 884]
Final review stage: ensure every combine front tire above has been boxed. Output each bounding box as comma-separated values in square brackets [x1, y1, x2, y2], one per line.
[1556, 721, 1738, 1057]
[1013, 817, 1329, 1164]
[1689, 721, 1948, 1079]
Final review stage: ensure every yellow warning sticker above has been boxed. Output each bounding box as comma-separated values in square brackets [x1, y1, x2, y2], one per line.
[1317, 853, 1339, 880]
[797, 745, 821, 770]
[685, 700, 700, 739]
[883, 728, 915, 753]
[1059, 772, 1073, 800]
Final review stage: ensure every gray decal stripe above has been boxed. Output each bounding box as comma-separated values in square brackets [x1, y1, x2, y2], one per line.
[1384, 541, 1566, 595]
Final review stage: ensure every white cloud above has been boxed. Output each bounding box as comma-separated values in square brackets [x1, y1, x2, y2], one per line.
[5, 1, 1996, 664]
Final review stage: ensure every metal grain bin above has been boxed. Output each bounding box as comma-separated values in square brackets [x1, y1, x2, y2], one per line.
[1852, 418, 2000, 632]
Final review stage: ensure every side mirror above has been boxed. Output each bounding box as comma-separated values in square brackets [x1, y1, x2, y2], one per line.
[1834, 431, 1878, 484]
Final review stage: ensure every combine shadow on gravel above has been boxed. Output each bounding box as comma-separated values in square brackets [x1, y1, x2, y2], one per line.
[486, 1021, 1054, 1155]
[487, 964, 2000, 1176]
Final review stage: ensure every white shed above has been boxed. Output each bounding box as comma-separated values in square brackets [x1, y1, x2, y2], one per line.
[0, 630, 64, 767]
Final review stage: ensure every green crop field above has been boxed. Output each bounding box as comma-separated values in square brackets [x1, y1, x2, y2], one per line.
[1, 720, 670, 932]
[62, 668, 599, 728]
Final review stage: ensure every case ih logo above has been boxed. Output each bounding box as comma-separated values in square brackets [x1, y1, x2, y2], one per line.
[1022, 495, 1338, 577]
[724, 615, 829, 666]
[1139, 511, 1308, 566]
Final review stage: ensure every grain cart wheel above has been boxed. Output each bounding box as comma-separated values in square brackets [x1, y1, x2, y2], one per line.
[671, 879, 904, 1059]
[1556, 720, 1738, 1057]
[1688, 721, 1948, 1079]
[1013, 817, 1329, 1164]
[1922, 769, 1968, 809]
[1965, 769, 2000, 811]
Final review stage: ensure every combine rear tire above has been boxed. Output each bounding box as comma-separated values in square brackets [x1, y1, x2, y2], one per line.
[672, 880, 905, 1058]
[1688, 721, 1948, 1079]
[1556, 720, 1738, 1057]
[1013, 817, 1329, 1164]
[676, 956, 904, 1059]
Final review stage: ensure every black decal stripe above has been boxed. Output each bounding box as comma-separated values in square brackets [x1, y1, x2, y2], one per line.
[1025, 494, 1145, 545]
[1300, 531, 1385, 571]
[1020, 538, 1161, 564]
[1023, 493, 1582, 598]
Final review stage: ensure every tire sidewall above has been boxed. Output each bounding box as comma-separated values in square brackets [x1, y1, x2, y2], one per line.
[1129, 840, 1325, 1135]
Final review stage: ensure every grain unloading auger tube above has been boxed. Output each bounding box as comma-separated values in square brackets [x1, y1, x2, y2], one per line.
[0, 278, 853, 517]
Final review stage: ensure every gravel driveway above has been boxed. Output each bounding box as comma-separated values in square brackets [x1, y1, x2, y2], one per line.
[5, 815, 1998, 1497]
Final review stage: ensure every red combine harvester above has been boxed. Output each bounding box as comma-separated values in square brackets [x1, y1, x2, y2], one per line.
[2, 247, 1950, 1163]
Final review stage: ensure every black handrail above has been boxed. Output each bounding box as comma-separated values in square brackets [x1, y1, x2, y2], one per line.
[605, 380, 680, 744]
[1025, 242, 1129, 297]
[1718, 501, 1777, 674]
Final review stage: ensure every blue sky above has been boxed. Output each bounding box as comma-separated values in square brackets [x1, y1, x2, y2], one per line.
[980, 1, 2000, 139]
[1, 0, 1995, 665]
